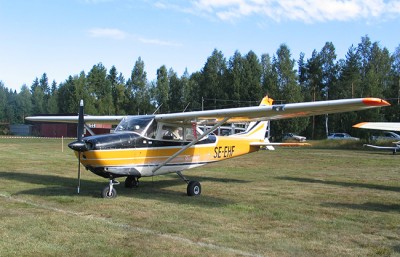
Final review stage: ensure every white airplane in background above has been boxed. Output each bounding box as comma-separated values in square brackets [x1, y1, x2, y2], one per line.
[353, 122, 400, 154]
[26, 96, 389, 198]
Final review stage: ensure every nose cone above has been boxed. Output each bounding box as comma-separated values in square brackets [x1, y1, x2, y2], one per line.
[68, 141, 88, 152]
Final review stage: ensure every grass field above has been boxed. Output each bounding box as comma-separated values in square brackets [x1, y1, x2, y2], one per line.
[0, 138, 399, 257]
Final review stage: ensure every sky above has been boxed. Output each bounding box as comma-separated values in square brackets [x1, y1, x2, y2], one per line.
[0, 0, 399, 92]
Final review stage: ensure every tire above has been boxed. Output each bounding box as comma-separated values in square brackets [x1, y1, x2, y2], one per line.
[125, 176, 139, 188]
[187, 181, 201, 196]
[101, 186, 117, 198]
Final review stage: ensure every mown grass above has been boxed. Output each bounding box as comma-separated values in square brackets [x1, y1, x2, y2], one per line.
[0, 137, 399, 256]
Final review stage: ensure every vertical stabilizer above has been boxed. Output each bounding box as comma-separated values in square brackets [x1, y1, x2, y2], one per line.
[233, 96, 272, 141]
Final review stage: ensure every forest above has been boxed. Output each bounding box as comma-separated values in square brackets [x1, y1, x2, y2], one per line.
[1, 35, 399, 139]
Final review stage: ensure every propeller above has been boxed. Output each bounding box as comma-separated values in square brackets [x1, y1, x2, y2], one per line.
[68, 100, 85, 194]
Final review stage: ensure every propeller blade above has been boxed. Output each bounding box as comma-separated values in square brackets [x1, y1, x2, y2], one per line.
[77, 152, 81, 194]
[77, 99, 84, 194]
[77, 99, 84, 142]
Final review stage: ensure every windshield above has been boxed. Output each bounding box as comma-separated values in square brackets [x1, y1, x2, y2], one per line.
[114, 116, 155, 135]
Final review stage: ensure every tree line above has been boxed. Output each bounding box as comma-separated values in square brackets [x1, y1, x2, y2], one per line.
[1, 35, 399, 139]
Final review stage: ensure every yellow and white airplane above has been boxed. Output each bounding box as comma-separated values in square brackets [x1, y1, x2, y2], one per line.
[353, 121, 400, 154]
[27, 96, 389, 198]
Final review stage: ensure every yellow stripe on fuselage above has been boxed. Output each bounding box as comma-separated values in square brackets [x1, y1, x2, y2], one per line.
[78, 136, 261, 169]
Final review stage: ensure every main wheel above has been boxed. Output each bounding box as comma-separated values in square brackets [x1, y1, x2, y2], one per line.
[101, 186, 117, 198]
[187, 181, 201, 196]
[125, 176, 139, 188]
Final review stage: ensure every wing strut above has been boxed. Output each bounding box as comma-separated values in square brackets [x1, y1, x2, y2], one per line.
[151, 117, 229, 175]
[84, 124, 96, 136]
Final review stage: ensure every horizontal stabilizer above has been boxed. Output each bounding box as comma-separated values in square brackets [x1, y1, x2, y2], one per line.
[250, 142, 311, 147]
[363, 144, 400, 150]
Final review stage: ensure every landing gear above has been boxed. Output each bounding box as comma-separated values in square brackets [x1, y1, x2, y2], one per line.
[187, 181, 201, 196]
[177, 171, 201, 196]
[101, 179, 119, 198]
[125, 176, 139, 188]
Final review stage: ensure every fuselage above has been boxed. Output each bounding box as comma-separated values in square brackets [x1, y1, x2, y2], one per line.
[77, 132, 260, 179]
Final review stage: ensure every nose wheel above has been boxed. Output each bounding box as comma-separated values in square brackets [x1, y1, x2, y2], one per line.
[101, 179, 119, 198]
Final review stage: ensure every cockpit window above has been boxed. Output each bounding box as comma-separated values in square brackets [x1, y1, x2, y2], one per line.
[114, 116, 155, 135]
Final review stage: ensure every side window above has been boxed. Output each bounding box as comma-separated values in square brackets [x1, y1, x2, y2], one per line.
[161, 125, 183, 140]
[184, 127, 196, 141]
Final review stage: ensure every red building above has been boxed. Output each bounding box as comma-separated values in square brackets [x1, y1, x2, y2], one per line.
[32, 123, 112, 137]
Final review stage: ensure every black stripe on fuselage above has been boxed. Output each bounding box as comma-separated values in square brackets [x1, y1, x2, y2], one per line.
[83, 133, 217, 150]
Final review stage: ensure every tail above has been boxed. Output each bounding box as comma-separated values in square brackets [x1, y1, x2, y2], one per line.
[234, 96, 272, 141]
[235, 95, 309, 150]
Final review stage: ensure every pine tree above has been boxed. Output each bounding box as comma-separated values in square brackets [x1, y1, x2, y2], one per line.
[243, 51, 262, 104]
[168, 68, 182, 112]
[201, 49, 227, 109]
[16, 84, 32, 122]
[87, 63, 114, 115]
[261, 53, 279, 98]
[155, 65, 169, 113]
[272, 44, 308, 137]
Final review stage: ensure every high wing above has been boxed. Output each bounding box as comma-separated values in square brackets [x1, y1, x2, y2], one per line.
[353, 122, 400, 132]
[26, 97, 389, 125]
[155, 98, 389, 124]
[25, 115, 125, 125]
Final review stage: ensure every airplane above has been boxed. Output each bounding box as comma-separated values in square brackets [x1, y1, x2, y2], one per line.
[353, 122, 400, 154]
[26, 96, 390, 198]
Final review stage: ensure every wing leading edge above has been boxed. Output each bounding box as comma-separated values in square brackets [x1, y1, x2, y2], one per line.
[155, 98, 390, 124]
[26, 97, 389, 125]
[25, 115, 125, 125]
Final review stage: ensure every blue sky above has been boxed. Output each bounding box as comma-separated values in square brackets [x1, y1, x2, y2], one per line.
[1, 0, 399, 92]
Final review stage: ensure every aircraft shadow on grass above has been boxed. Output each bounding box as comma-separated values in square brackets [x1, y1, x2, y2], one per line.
[277, 176, 400, 192]
[0, 171, 245, 206]
[277, 176, 400, 213]
[320, 202, 400, 213]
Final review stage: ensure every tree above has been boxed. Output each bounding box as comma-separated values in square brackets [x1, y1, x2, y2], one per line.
[319, 42, 339, 137]
[201, 49, 227, 109]
[187, 71, 202, 110]
[227, 51, 243, 105]
[31, 78, 45, 114]
[47, 80, 59, 114]
[181, 69, 192, 110]
[0, 81, 7, 121]
[107, 66, 126, 115]
[303, 50, 323, 138]
[58, 76, 77, 113]
[301, 43, 338, 139]
[126, 57, 153, 114]
[272, 44, 308, 137]
[87, 63, 114, 115]
[155, 65, 169, 113]
[16, 84, 32, 121]
[39, 73, 50, 111]
[168, 68, 182, 112]
[384, 45, 400, 121]
[243, 51, 262, 103]
[261, 53, 279, 98]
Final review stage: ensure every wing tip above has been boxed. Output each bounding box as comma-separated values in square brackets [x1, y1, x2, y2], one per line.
[362, 98, 390, 107]
[353, 122, 367, 128]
